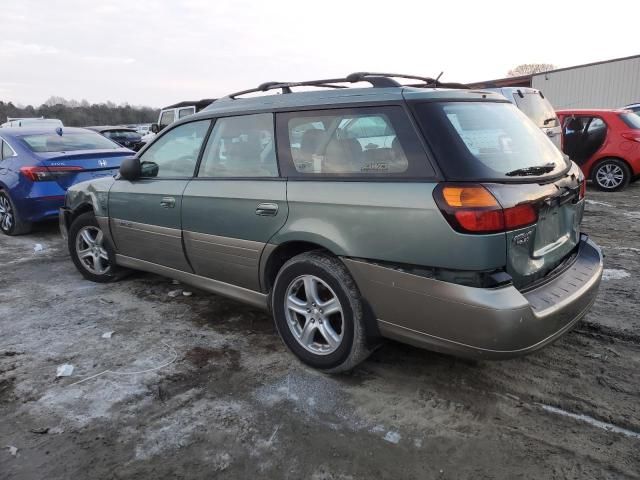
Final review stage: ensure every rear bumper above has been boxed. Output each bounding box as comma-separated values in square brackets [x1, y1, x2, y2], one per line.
[15, 195, 66, 222]
[344, 235, 603, 359]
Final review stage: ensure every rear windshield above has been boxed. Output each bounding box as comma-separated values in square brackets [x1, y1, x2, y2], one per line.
[620, 112, 640, 129]
[21, 132, 120, 152]
[513, 92, 558, 128]
[104, 130, 140, 140]
[414, 102, 568, 181]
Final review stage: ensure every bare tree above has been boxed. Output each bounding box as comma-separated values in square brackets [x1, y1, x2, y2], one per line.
[507, 63, 556, 77]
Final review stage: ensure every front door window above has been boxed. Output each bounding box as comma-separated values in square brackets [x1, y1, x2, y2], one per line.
[139, 120, 210, 178]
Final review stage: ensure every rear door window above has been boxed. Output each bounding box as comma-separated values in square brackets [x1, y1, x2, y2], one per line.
[198, 113, 278, 178]
[277, 106, 432, 178]
[414, 102, 567, 181]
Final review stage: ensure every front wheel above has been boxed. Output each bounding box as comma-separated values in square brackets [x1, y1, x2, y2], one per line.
[68, 212, 121, 283]
[592, 159, 631, 191]
[271, 251, 371, 373]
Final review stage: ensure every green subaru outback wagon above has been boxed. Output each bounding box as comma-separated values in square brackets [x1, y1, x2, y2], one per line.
[60, 73, 603, 372]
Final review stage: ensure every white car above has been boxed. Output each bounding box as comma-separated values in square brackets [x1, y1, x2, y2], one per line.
[1, 117, 63, 128]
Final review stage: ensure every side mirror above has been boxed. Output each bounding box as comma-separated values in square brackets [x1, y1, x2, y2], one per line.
[150, 123, 159, 134]
[119, 157, 141, 181]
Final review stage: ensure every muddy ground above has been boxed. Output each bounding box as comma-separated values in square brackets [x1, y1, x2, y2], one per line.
[1, 183, 639, 479]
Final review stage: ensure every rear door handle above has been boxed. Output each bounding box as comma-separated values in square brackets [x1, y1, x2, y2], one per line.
[160, 197, 176, 208]
[256, 203, 278, 216]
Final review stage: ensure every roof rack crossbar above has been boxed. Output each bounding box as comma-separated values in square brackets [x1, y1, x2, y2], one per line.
[222, 72, 467, 99]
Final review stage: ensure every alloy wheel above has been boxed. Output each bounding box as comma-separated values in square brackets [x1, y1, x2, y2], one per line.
[75, 226, 111, 275]
[0, 194, 13, 232]
[596, 163, 624, 189]
[284, 275, 344, 355]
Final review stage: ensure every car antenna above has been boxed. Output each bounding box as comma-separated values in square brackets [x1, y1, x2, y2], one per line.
[434, 71, 444, 84]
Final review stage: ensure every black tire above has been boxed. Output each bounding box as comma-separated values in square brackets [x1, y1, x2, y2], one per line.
[271, 251, 371, 373]
[591, 158, 631, 192]
[0, 190, 32, 236]
[68, 211, 121, 283]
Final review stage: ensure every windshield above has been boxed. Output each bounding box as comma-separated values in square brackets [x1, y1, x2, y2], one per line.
[21, 132, 121, 152]
[414, 101, 568, 181]
[620, 112, 640, 129]
[512, 92, 558, 128]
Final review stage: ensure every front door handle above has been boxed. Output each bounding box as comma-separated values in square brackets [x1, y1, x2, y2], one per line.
[256, 203, 278, 216]
[160, 197, 176, 208]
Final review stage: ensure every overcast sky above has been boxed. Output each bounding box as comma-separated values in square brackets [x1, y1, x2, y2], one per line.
[1, 0, 637, 108]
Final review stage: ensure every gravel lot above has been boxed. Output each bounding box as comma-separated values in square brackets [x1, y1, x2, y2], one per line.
[1, 183, 639, 479]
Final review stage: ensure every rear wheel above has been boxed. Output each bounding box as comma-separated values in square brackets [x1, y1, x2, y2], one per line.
[271, 251, 371, 373]
[69, 211, 121, 283]
[592, 159, 631, 191]
[0, 190, 32, 236]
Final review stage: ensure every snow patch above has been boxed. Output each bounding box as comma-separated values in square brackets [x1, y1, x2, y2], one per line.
[602, 269, 630, 281]
[383, 431, 401, 444]
[585, 200, 613, 207]
[540, 404, 640, 439]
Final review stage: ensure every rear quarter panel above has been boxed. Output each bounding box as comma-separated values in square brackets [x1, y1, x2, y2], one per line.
[275, 181, 506, 270]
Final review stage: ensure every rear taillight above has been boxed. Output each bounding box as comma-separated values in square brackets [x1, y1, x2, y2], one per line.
[435, 185, 538, 234]
[621, 132, 640, 143]
[20, 166, 83, 182]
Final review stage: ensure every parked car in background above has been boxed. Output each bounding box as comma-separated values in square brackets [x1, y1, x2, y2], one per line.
[484, 87, 561, 150]
[0, 127, 133, 235]
[624, 103, 640, 114]
[557, 109, 640, 191]
[2, 117, 63, 128]
[60, 73, 602, 372]
[86, 126, 144, 151]
[134, 124, 152, 136]
[152, 99, 216, 133]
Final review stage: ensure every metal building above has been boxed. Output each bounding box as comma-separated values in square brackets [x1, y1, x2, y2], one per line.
[532, 55, 640, 109]
[469, 54, 640, 109]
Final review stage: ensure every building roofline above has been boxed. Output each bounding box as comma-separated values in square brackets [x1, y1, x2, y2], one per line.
[533, 54, 640, 77]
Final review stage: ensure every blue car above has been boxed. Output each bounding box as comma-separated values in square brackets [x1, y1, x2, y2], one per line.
[0, 127, 133, 235]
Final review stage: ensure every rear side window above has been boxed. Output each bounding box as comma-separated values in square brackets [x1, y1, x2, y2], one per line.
[2, 140, 15, 159]
[21, 132, 120, 152]
[620, 112, 640, 129]
[198, 113, 278, 178]
[415, 102, 568, 181]
[277, 106, 431, 178]
[159, 110, 175, 128]
[178, 107, 195, 119]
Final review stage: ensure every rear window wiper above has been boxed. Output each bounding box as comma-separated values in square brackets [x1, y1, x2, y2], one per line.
[505, 163, 556, 177]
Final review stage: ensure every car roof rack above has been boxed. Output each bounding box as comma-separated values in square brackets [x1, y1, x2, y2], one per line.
[222, 72, 468, 99]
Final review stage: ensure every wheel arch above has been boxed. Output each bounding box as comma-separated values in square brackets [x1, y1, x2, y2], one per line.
[260, 240, 334, 294]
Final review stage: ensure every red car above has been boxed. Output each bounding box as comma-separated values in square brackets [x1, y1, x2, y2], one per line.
[556, 109, 640, 191]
